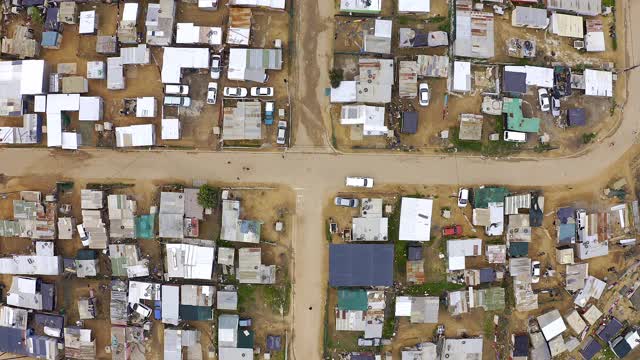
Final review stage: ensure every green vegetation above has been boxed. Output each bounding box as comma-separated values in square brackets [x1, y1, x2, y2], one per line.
[382, 296, 396, 338]
[397, 16, 411, 25]
[610, 99, 617, 116]
[534, 143, 554, 153]
[502, 277, 514, 313]
[603, 0, 615, 7]
[326, 220, 333, 242]
[388, 198, 407, 275]
[403, 282, 465, 296]
[264, 280, 292, 315]
[329, 68, 344, 88]
[582, 132, 598, 144]
[438, 22, 451, 33]
[217, 239, 234, 247]
[28, 7, 43, 24]
[483, 312, 496, 338]
[595, 346, 617, 360]
[429, 16, 447, 24]
[270, 351, 286, 360]
[197, 184, 220, 209]
[237, 284, 256, 312]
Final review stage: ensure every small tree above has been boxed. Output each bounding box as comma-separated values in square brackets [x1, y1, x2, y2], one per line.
[197, 184, 219, 209]
[329, 68, 344, 88]
[28, 7, 43, 24]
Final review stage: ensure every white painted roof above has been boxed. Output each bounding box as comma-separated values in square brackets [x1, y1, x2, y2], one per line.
[537, 309, 567, 340]
[161, 285, 180, 325]
[453, 61, 471, 92]
[330, 81, 357, 103]
[399, 197, 433, 241]
[161, 118, 180, 140]
[136, 97, 156, 118]
[61, 132, 80, 150]
[584, 69, 613, 97]
[79, 96, 102, 121]
[398, 0, 430, 12]
[161, 47, 210, 84]
[395, 296, 412, 316]
[79, 11, 96, 34]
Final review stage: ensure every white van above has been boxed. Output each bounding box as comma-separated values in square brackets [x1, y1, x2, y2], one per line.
[164, 84, 189, 95]
[346, 177, 374, 188]
[503, 131, 527, 143]
[164, 96, 191, 107]
[77, 224, 90, 247]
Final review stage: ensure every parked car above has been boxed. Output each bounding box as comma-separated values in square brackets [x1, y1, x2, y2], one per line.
[419, 83, 430, 106]
[154, 300, 161, 320]
[442, 225, 463, 236]
[538, 88, 550, 112]
[346, 177, 374, 188]
[77, 224, 89, 247]
[264, 101, 275, 125]
[457, 188, 469, 208]
[132, 303, 152, 319]
[210, 54, 222, 80]
[223, 87, 248, 98]
[503, 130, 527, 143]
[207, 82, 218, 105]
[250, 87, 274, 97]
[164, 84, 189, 95]
[164, 96, 191, 107]
[276, 120, 287, 145]
[551, 96, 561, 117]
[239, 318, 253, 327]
[334, 197, 360, 208]
[531, 261, 541, 283]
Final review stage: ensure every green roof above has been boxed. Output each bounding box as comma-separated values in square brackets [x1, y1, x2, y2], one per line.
[502, 98, 541, 133]
[473, 187, 509, 208]
[135, 215, 155, 239]
[337, 289, 368, 311]
[110, 257, 128, 277]
[237, 329, 254, 348]
[478, 287, 505, 311]
[179, 305, 213, 321]
[509, 242, 529, 258]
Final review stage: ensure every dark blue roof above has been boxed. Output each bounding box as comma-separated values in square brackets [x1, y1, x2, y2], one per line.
[329, 244, 394, 287]
[479, 268, 496, 283]
[0, 327, 28, 355]
[179, 305, 212, 321]
[266, 335, 281, 351]
[598, 318, 623, 342]
[557, 207, 575, 223]
[77, 249, 97, 260]
[401, 112, 418, 134]
[350, 353, 375, 360]
[44, 7, 60, 32]
[580, 337, 602, 360]
[612, 337, 632, 358]
[407, 245, 422, 261]
[29, 335, 55, 357]
[567, 108, 586, 127]
[513, 334, 529, 357]
[503, 71, 527, 94]
[34, 313, 64, 337]
[40, 282, 55, 312]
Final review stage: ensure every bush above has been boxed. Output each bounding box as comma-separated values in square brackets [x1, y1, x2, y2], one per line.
[582, 132, 597, 144]
[197, 184, 219, 209]
[329, 68, 344, 88]
[28, 7, 43, 24]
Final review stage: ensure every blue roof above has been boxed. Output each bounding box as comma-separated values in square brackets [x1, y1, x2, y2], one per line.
[29, 335, 55, 357]
[513, 334, 529, 357]
[558, 223, 576, 246]
[34, 313, 64, 337]
[479, 268, 496, 283]
[557, 207, 575, 223]
[41, 32, 60, 46]
[329, 244, 394, 287]
[407, 245, 423, 261]
[598, 318, 623, 342]
[350, 354, 375, 360]
[503, 70, 527, 94]
[0, 327, 28, 355]
[179, 305, 213, 321]
[612, 337, 631, 358]
[509, 242, 529, 257]
[40, 283, 55, 312]
[580, 337, 602, 360]
[266, 335, 281, 351]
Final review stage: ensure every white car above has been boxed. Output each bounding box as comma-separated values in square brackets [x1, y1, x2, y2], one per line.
[132, 303, 152, 319]
[538, 88, 550, 112]
[419, 83, 430, 106]
[531, 261, 541, 283]
[164, 84, 189, 95]
[276, 120, 287, 145]
[207, 82, 218, 105]
[346, 177, 374, 188]
[334, 197, 360, 208]
[251, 87, 274, 97]
[77, 224, 89, 247]
[457, 188, 469, 208]
[210, 54, 222, 80]
[551, 96, 560, 117]
[164, 96, 191, 107]
[223, 87, 248, 98]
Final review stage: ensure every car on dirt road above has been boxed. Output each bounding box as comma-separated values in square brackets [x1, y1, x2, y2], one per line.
[457, 188, 469, 208]
[276, 120, 287, 145]
[250, 87, 274, 97]
[334, 197, 360, 208]
[223, 87, 248, 98]
[538, 88, 550, 112]
[531, 260, 541, 283]
[442, 225, 463, 236]
[346, 177, 374, 188]
[419, 83, 430, 106]
[132, 303, 152, 320]
[207, 82, 218, 105]
[164, 84, 189, 95]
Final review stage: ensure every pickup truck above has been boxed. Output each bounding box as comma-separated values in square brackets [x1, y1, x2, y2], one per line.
[265, 102, 274, 125]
